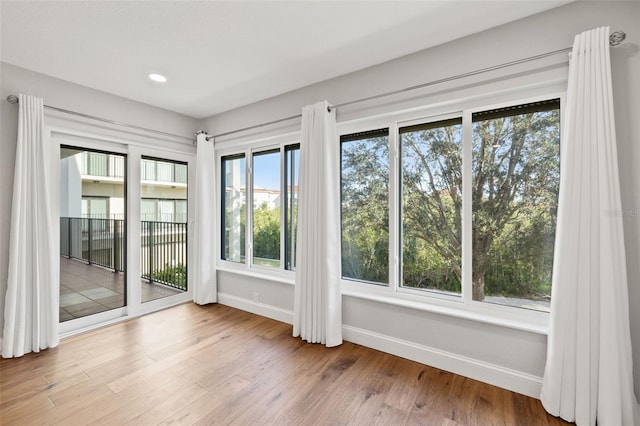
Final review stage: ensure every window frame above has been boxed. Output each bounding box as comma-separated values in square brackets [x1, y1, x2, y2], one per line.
[284, 143, 300, 272]
[220, 153, 247, 265]
[339, 127, 391, 286]
[397, 115, 464, 297]
[337, 91, 564, 333]
[250, 147, 282, 270]
[216, 133, 300, 282]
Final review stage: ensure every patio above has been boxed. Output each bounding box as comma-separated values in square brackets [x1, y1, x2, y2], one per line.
[59, 256, 182, 322]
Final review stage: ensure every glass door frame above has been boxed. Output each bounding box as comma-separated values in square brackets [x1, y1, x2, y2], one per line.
[127, 146, 195, 316]
[50, 123, 196, 337]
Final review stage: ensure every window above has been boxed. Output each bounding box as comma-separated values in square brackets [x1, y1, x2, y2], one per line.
[60, 146, 126, 322]
[141, 158, 187, 184]
[221, 155, 246, 263]
[284, 145, 300, 271]
[471, 100, 560, 308]
[400, 119, 463, 294]
[82, 196, 109, 219]
[140, 157, 188, 300]
[339, 98, 560, 312]
[140, 199, 187, 222]
[82, 151, 124, 178]
[252, 150, 281, 268]
[340, 129, 389, 284]
[220, 144, 299, 272]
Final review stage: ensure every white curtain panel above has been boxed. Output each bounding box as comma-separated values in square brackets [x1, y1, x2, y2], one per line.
[293, 101, 342, 347]
[541, 27, 640, 426]
[192, 132, 217, 304]
[2, 94, 59, 358]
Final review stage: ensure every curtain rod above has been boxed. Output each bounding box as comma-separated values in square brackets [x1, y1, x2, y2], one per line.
[4, 95, 196, 143]
[205, 30, 626, 142]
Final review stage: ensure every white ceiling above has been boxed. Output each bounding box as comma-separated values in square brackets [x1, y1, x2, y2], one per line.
[1, 1, 571, 119]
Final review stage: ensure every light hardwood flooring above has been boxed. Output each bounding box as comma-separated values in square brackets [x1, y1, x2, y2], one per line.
[0, 303, 572, 425]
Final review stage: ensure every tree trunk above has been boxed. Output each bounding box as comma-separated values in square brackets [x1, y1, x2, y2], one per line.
[472, 267, 485, 301]
[472, 233, 490, 301]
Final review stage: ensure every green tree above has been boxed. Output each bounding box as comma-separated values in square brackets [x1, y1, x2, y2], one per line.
[341, 136, 389, 283]
[470, 109, 559, 300]
[402, 122, 463, 292]
[253, 203, 280, 263]
[340, 104, 560, 302]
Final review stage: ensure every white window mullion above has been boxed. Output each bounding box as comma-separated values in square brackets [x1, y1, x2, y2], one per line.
[246, 149, 253, 268]
[389, 122, 400, 293]
[461, 110, 473, 304]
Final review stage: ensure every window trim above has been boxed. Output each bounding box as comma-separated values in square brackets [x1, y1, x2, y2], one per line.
[216, 133, 300, 281]
[336, 91, 564, 333]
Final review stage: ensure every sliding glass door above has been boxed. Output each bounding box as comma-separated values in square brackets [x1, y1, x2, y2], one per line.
[140, 156, 188, 303]
[59, 146, 127, 322]
[56, 135, 195, 335]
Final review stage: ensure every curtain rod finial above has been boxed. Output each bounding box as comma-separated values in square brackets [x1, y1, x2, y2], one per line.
[6, 95, 19, 104]
[610, 31, 626, 46]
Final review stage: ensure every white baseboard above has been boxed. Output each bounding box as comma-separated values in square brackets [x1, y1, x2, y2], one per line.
[342, 324, 542, 399]
[215, 294, 542, 399]
[217, 292, 294, 325]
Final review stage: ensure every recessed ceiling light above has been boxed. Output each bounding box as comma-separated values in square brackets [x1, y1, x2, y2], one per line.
[148, 73, 167, 83]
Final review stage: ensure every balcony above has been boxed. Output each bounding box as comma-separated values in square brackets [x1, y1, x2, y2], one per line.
[59, 217, 187, 321]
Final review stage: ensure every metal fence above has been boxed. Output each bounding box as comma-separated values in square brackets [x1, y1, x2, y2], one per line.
[60, 217, 125, 271]
[60, 217, 187, 291]
[141, 221, 187, 290]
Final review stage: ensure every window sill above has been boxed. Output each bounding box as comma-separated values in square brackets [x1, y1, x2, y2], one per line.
[216, 262, 295, 286]
[341, 284, 549, 336]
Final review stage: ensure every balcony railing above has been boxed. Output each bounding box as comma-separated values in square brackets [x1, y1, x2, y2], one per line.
[60, 217, 187, 291]
[141, 221, 187, 290]
[60, 217, 125, 271]
[82, 152, 125, 178]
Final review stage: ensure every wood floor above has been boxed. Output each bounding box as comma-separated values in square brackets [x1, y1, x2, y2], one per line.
[0, 303, 572, 425]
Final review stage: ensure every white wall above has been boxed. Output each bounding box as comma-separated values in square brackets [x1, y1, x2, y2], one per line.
[0, 62, 200, 336]
[203, 1, 640, 397]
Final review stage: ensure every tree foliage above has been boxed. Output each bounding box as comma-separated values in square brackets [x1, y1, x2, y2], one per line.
[470, 110, 559, 300]
[337, 107, 560, 302]
[341, 137, 389, 283]
[253, 203, 280, 262]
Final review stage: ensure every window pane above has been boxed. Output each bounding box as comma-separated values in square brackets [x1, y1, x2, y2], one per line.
[471, 100, 560, 311]
[156, 161, 173, 182]
[141, 156, 188, 301]
[176, 200, 187, 223]
[222, 155, 246, 263]
[157, 200, 175, 222]
[175, 164, 187, 184]
[90, 198, 108, 218]
[284, 145, 299, 271]
[252, 150, 281, 268]
[60, 146, 126, 322]
[84, 151, 108, 176]
[341, 129, 389, 284]
[141, 159, 155, 181]
[141, 199, 156, 221]
[400, 119, 463, 294]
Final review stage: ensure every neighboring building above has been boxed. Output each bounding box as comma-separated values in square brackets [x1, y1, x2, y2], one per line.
[60, 151, 187, 223]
